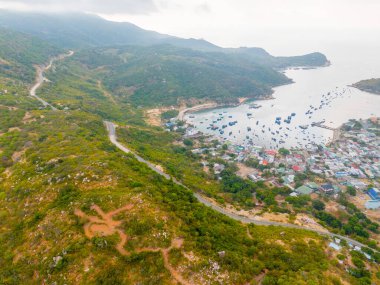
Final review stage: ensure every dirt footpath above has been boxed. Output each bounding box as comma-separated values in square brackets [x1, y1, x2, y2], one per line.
[75, 204, 192, 285]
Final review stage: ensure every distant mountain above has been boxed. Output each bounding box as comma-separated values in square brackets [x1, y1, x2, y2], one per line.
[352, 78, 380, 95]
[0, 10, 328, 68]
[229, 47, 329, 68]
[0, 10, 221, 51]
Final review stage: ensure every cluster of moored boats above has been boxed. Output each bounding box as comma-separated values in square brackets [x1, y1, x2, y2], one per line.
[275, 112, 296, 125]
[186, 87, 352, 149]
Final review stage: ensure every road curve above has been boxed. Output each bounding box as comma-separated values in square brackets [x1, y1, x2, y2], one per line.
[104, 120, 376, 251]
[30, 51, 74, 110]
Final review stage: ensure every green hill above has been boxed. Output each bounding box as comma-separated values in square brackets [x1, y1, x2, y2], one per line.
[0, 29, 62, 83]
[353, 78, 380, 95]
[72, 45, 290, 107]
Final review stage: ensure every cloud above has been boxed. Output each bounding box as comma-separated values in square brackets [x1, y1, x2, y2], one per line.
[0, 0, 157, 14]
[195, 3, 211, 14]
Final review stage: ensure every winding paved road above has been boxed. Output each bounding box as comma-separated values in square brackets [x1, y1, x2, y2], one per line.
[29, 51, 74, 110]
[104, 121, 376, 251]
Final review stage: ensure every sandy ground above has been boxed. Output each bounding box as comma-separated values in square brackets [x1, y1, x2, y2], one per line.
[0, 104, 18, 110]
[236, 163, 256, 178]
[75, 204, 191, 284]
[155, 164, 165, 173]
[11, 149, 26, 163]
[145, 107, 174, 126]
[22, 112, 36, 124]
[0, 57, 10, 65]
[8, 127, 21, 132]
[238, 97, 249, 104]
[177, 102, 218, 121]
[254, 212, 328, 233]
[203, 196, 329, 233]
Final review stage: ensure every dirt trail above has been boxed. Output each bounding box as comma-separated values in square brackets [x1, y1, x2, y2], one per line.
[97, 80, 117, 104]
[162, 238, 191, 285]
[74, 204, 132, 255]
[75, 205, 191, 285]
[246, 227, 253, 239]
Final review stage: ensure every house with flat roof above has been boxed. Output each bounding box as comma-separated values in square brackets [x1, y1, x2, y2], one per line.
[295, 185, 313, 195]
[306, 182, 319, 190]
[368, 188, 380, 200]
[365, 200, 380, 209]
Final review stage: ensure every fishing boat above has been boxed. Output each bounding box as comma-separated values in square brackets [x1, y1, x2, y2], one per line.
[249, 103, 262, 109]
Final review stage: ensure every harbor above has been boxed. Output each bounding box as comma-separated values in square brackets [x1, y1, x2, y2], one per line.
[183, 83, 380, 150]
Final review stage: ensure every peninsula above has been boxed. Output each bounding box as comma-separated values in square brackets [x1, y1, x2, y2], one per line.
[353, 78, 380, 95]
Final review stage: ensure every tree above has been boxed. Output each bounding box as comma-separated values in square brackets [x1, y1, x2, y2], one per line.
[312, 199, 325, 211]
[346, 186, 356, 196]
[279, 148, 290, 156]
[183, 139, 193, 147]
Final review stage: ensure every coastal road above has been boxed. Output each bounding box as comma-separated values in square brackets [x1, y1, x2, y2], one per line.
[105, 121, 376, 251]
[29, 51, 74, 110]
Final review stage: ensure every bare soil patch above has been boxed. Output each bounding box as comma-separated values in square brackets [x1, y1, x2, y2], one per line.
[145, 107, 174, 126]
[11, 149, 26, 163]
[22, 112, 36, 124]
[8, 127, 21, 132]
[236, 162, 256, 178]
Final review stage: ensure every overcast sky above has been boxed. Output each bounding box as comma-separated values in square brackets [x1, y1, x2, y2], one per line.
[1, 0, 379, 54]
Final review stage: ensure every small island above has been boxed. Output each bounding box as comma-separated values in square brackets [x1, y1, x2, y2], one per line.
[352, 78, 380, 95]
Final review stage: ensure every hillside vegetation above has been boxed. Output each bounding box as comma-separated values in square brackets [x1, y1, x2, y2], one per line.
[75, 45, 290, 106]
[0, 29, 62, 82]
[41, 45, 328, 107]
[1, 16, 376, 285]
[353, 78, 380, 95]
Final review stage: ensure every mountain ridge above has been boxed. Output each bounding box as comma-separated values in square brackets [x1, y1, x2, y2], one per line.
[0, 9, 328, 68]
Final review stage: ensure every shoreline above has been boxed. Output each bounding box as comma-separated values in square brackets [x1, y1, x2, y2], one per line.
[349, 84, 380, 96]
[177, 94, 275, 122]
